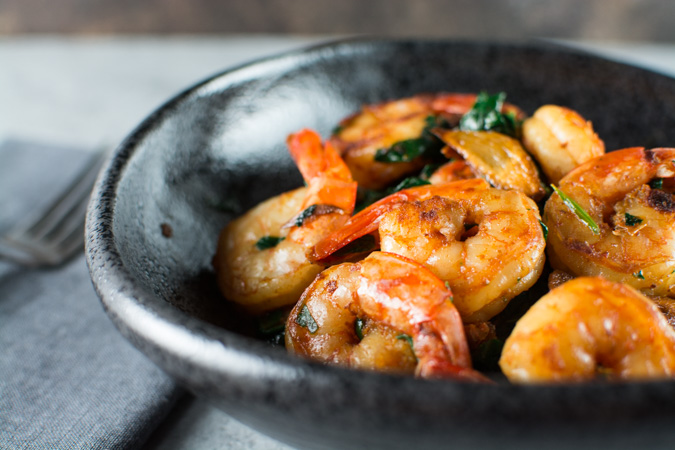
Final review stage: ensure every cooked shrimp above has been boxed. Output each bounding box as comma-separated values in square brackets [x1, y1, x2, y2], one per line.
[312, 179, 547, 322]
[499, 276, 675, 382]
[285, 251, 486, 380]
[213, 129, 357, 314]
[521, 105, 605, 184]
[434, 129, 546, 200]
[653, 297, 675, 329]
[331, 93, 524, 190]
[544, 147, 675, 298]
[426, 159, 476, 185]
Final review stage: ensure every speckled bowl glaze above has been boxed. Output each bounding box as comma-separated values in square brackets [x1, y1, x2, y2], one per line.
[86, 39, 675, 449]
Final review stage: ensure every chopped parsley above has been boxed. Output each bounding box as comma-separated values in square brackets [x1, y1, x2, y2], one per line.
[257, 309, 287, 345]
[296, 305, 319, 333]
[624, 213, 643, 227]
[354, 318, 365, 341]
[331, 234, 378, 258]
[551, 184, 600, 234]
[396, 334, 416, 358]
[459, 91, 520, 137]
[650, 178, 664, 189]
[420, 163, 443, 180]
[255, 236, 285, 250]
[539, 220, 549, 240]
[392, 176, 431, 191]
[355, 175, 430, 212]
[294, 204, 318, 227]
[633, 270, 646, 280]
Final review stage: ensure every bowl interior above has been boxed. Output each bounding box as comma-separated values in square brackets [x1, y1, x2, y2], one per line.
[113, 39, 675, 330]
[93, 39, 675, 449]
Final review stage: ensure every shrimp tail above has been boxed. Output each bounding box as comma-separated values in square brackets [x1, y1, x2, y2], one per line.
[310, 191, 407, 261]
[310, 179, 490, 262]
[287, 128, 357, 213]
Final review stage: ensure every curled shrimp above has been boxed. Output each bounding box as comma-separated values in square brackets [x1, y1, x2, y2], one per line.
[544, 147, 675, 298]
[521, 105, 605, 184]
[312, 179, 547, 322]
[499, 277, 675, 382]
[285, 251, 485, 380]
[213, 129, 357, 314]
[330, 93, 524, 190]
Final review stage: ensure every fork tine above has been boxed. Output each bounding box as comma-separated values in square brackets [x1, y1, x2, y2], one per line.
[18, 148, 107, 241]
[0, 147, 109, 267]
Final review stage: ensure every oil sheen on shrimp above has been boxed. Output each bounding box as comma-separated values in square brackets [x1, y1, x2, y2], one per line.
[285, 251, 486, 381]
[312, 179, 547, 323]
[213, 129, 357, 314]
[499, 276, 675, 382]
[434, 129, 546, 200]
[544, 147, 675, 298]
[521, 105, 605, 184]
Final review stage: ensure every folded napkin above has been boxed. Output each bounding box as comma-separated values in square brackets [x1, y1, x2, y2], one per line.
[0, 140, 183, 449]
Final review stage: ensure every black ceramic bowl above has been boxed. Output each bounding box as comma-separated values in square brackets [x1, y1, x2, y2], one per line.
[86, 39, 675, 449]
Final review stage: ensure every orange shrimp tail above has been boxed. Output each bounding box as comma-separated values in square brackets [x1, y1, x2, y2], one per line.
[287, 128, 358, 214]
[310, 179, 491, 262]
[302, 177, 357, 213]
[287, 128, 353, 184]
[310, 191, 409, 261]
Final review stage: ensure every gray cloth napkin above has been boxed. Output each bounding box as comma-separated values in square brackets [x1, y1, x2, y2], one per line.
[0, 140, 183, 449]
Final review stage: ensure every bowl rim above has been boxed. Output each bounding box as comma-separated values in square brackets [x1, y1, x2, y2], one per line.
[85, 37, 675, 419]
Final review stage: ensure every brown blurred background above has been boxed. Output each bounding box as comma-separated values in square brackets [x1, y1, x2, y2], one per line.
[1, 0, 674, 41]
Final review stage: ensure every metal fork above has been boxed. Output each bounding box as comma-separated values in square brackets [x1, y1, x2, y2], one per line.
[0, 149, 108, 267]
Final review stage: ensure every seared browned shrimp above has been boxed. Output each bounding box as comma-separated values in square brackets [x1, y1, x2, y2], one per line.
[544, 147, 675, 298]
[522, 105, 605, 184]
[213, 129, 357, 314]
[434, 129, 546, 200]
[330, 93, 524, 190]
[312, 179, 546, 323]
[285, 251, 486, 380]
[499, 277, 675, 382]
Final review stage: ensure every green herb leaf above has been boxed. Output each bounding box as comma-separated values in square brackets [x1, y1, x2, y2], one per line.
[296, 305, 319, 333]
[633, 270, 646, 280]
[375, 138, 428, 163]
[257, 310, 288, 346]
[551, 184, 600, 234]
[354, 318, 365, 341]
[258, 309, 287, 336]
[354, 176, 430, 212]
[255, 236, 285, 250]
[650, 178, 664, 189]
[538, 220, 549, 240]
[420, 163, 443, 180]
[396, 333, 416, 359]
[459, 91, 519, 137]
[332, 234, 378, 258]
[392, 176, 431, 192]
[374, 115, 450, 163]
[294, 204, 318, 227]
[624, 213, 643, 226]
